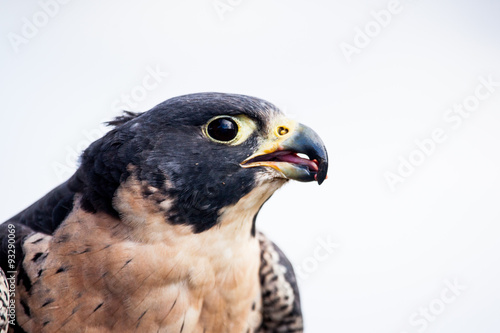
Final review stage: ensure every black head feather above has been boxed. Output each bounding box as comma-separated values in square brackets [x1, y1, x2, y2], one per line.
[105, 111, 142, 128]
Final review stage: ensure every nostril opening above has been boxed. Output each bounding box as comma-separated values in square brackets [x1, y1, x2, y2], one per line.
[277, 126, 289, 136]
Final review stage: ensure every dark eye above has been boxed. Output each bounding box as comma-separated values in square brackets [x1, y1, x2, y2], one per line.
[207, 117, 239, 142]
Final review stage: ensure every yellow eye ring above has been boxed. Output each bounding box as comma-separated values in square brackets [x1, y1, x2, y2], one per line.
[203, 115, 256, 145]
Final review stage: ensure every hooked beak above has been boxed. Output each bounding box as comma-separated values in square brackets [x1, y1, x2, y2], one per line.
[240, 121, 329, 185]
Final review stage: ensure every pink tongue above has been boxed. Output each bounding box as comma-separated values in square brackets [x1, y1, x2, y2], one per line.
[277, 153, 319, 171]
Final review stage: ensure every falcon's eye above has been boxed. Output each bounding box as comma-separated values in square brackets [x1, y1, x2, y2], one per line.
[207, 117, 239, 142]
[204, 115, 255, 145]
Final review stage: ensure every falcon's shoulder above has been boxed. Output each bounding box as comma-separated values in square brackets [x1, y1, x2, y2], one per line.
[258, 232, 303, 333]
[0, 175, 81, 274]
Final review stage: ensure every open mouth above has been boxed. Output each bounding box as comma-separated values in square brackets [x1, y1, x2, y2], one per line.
[239, 122, 328, 184]
[242, 150, 320, 179]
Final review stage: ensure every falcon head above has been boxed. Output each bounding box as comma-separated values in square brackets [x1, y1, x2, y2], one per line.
[77, 93, 328, 233]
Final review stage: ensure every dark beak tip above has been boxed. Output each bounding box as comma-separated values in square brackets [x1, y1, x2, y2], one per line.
[316, 160, 328, 185]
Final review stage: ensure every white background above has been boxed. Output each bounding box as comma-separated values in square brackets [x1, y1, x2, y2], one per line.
[1, 1, 500, 332]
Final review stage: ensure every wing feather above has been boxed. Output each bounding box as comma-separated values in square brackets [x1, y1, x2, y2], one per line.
[258, 232, 303, 333]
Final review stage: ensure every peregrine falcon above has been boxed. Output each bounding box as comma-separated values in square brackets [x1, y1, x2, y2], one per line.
[0, 93, 328, 332]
